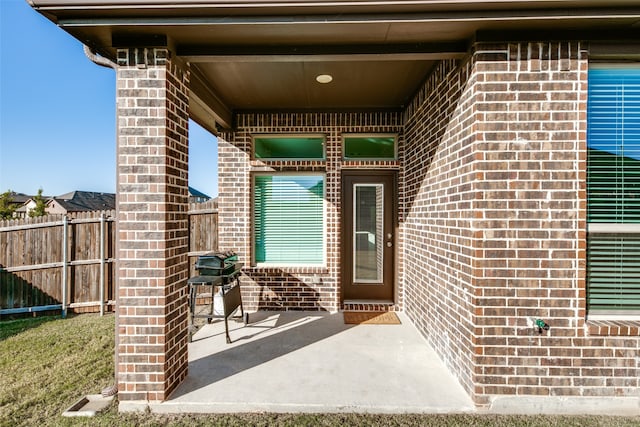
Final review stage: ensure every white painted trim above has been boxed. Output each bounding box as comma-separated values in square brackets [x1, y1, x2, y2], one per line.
[587, 223, 640, 233]
[587, 313, 640, 321]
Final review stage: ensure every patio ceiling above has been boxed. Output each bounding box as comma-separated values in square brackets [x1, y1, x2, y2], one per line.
[28, 1, 640, 131]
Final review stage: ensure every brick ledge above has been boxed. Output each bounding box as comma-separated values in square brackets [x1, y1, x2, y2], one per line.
[245, 266, 329, 275]
[586, 320, 640, 336]
[342, 301, 398, 312]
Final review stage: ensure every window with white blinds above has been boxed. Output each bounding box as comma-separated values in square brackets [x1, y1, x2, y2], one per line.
[587, 234, 640, 311]
[588, 67, 640, 223]
[587, 66, 640, 312]
[253, 174, 325, 265]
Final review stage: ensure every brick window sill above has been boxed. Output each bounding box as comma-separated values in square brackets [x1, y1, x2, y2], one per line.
[586, 320, 640, 336]
[250, 160, 327, 169]
[342, 160, 401, 168]
[246, 266, 330, 275]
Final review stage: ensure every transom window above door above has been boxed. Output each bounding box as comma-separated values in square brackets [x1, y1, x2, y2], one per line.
[253, 134, 325, 160]
[342, 134, 397, 160]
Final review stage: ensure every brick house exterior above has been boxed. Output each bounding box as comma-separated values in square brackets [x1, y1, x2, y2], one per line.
[216, 42, 640, 406]
[28, 0, 640, 412]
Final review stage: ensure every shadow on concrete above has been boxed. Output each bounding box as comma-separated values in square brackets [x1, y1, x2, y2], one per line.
[161, 311, 476, 413]
[170, 312, 352, 399]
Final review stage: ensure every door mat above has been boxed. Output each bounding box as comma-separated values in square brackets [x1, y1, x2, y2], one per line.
[343, 311, 401, 325]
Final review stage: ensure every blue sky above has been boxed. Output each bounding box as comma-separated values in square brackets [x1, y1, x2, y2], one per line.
[0, 0, 218, 198]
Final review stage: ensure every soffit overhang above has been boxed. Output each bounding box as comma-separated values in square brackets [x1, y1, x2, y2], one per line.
[28, 0, 640, 131]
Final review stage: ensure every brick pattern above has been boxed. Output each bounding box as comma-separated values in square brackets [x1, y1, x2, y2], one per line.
[472, 42, 589, 402]
[116, 48, 190, 402]
[241, 268, 334, 311]
[342, 302, 397, 312]
[402, 41, 640, 404]
[587, 320, 640, 337]
[110, 40, 640, 406]
[218, 113, 403, 312]
[402, 57, 478, 397]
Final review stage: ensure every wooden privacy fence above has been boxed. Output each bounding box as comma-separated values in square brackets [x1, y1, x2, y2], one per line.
[0, 211, 116, 317]
[0, 203, 218, 317]
[188, 201, 219, 275]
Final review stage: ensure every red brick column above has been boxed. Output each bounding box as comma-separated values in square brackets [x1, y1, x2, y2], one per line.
[472, 41, 587, 403]
[115, 47, 190, 404]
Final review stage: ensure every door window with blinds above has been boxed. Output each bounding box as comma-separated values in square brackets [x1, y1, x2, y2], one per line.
[587, 65, 640, 313]
[253, 174, 325, 266]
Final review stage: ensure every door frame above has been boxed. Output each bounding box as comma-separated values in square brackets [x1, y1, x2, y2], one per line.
[340, 169, 398, 303]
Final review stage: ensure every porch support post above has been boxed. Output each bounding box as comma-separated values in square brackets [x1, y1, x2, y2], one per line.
[115, 47, 190, 406]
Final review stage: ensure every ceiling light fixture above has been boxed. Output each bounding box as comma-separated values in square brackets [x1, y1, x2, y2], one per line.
[316, 74, 333, 84]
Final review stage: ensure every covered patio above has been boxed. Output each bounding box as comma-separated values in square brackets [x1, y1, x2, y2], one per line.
[27, 0, 640, 413]
[145, 311, 475, 414]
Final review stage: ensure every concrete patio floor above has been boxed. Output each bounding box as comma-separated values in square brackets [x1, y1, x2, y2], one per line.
[151, 311, 476, 414]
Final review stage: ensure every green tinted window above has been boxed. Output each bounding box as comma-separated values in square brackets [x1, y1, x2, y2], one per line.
[254, 136, 325, 160]
[343, 135, 396, 159]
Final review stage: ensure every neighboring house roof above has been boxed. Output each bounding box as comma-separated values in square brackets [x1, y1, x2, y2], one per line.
[7, 192, 32, 206]
[51, 191, 116, 212]
[189, 187, 210, 200]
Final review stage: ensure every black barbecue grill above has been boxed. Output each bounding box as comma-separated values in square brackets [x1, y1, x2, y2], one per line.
[187, 251, 247, 343]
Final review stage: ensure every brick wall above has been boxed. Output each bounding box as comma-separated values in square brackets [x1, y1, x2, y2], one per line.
[472, 42, 586, 402]
[474, 41, 638, 403]
[110, 38, 640, 407]
[402, 41, 640, 405]
[402, 57, 479, 397]
[116, 48, 190, 402]
[218, 113, 403, 312]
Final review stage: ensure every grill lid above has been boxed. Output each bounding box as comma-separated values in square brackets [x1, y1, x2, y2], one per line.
[195, 251, 237, 269]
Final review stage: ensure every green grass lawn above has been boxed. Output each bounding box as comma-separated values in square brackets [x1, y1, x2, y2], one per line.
[1, 314, 639, 427]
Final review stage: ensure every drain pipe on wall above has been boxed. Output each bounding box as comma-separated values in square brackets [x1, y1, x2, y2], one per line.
[83, 45, 117, 70]
[83, 45, 119, 399]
